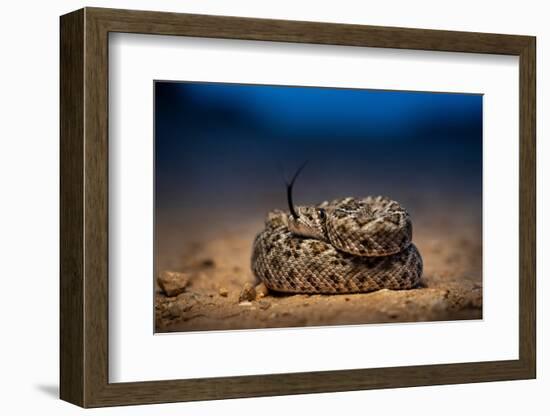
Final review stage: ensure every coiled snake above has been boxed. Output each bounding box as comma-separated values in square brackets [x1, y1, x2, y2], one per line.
[251, 170, 423, 294]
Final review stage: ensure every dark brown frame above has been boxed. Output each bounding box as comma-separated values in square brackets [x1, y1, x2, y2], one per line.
[60, 7, 536, 408]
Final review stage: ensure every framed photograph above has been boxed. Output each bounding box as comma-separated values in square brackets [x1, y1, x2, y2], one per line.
[60, 7, 536, 407]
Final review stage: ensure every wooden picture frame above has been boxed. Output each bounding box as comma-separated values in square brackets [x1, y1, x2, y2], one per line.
[60, 7, 536, 408]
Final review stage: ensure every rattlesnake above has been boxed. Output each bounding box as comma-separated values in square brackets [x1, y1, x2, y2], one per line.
[251, 185, 423, 294]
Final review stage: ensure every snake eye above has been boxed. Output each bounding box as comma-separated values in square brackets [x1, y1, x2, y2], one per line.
[318, 208, 326, 220]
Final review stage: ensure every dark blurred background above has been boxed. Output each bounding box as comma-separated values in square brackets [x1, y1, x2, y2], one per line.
[155, 81, 482, 267]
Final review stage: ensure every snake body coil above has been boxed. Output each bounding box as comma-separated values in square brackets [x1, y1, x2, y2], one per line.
[251, 196, 423, 294]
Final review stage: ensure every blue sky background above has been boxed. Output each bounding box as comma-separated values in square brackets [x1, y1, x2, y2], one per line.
[155, 81, 482, 234]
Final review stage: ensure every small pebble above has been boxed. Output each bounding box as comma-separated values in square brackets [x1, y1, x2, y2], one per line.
[239, 282, 256, 302]
[239, 301, 253, 307]
[219, 287, 229, 297]
[157, 271, 190, 297]
[255, 282, 269, 299]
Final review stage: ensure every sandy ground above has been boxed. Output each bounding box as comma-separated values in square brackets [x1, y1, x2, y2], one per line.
[155, 205, 482, 332]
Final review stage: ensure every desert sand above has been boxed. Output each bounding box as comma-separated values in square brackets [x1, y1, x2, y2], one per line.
[155, 201, 482, 333]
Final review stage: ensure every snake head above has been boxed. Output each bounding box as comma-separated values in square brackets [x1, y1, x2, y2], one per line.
[287, 206, 327, 241]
